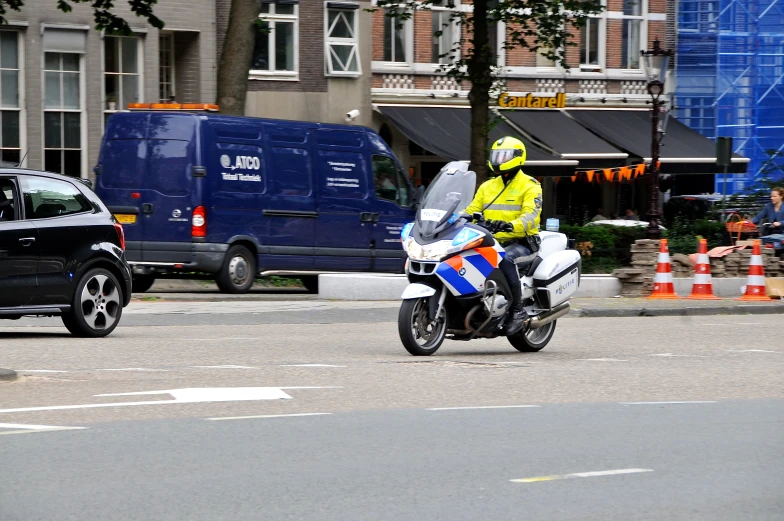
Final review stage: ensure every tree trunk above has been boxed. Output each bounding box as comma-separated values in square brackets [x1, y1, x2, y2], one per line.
[216, 0, 258, 115]
[467, 0, 491, 185]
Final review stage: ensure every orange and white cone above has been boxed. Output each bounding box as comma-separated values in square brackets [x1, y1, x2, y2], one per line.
[649, 239, 679, 299]
[687, 238, 721, 300]
[737, 240, 770, 301]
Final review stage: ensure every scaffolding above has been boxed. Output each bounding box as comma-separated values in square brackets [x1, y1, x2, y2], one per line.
[676, 0, 784, 193]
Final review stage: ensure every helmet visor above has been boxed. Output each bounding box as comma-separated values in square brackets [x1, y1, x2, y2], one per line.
[490, 148, 518, 165]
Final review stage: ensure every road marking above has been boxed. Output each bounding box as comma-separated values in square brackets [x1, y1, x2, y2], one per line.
[18, 370, 68, 373]
[621, 401, 717, 405]
[427, 405, 540, 411]
[576, 358, 627, 362]
[651, 353, 708, 358]
[0, 422, 86, 436]
[191, 365, 258, 369]
[726, 349, 778, 353]
[511, 468, 653, 483]
[280, 364, 347, 368]
[206, 413, 332, 421]
[97, 368, 169, 372]
[0, 386, 342, 414]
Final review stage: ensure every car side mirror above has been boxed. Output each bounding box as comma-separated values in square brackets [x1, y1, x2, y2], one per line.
[412, 185, 425, 208]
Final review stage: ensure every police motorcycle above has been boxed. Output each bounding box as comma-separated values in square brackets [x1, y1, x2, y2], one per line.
[398, 162, 581, 356]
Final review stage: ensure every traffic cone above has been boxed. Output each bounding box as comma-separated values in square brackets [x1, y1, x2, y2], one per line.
[737, 240, 771, 301]
[648, 239, 680, 299]
[687, 239, 721, 300]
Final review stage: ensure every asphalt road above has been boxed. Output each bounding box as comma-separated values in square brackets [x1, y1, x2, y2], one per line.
[1, 301, 782, 520]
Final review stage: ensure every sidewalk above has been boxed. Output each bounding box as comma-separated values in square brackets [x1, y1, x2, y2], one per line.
[132, 279, 784, 317]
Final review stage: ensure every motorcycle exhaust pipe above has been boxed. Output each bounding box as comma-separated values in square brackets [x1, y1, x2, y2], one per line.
[528, 302, 571, 330]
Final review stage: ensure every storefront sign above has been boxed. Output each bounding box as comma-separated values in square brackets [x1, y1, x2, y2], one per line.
[498, 92, 566, 109]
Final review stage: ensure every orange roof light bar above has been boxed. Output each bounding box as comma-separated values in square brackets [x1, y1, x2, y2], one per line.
[126, 103, 220, 112]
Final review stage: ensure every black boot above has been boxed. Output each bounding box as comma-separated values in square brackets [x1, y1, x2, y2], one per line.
[503, 278, 526, 336]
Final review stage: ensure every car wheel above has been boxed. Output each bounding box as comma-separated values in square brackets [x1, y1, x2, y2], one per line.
[131, 274, 156, 293]
[62, 268, 124, 338]
[216, 245, 256, 294]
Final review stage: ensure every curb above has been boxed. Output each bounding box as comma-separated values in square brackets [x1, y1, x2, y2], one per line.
[571, 304, 784, 318]
[0, 368, 18, 382]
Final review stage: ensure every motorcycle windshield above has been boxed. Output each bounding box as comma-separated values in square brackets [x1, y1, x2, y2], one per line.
[418, 161, 476, 237]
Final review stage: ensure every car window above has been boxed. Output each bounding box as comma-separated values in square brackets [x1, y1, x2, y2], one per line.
[372, 155, 410, 207]
[0, 178, 17, 221]
[20, 176, 93, 219]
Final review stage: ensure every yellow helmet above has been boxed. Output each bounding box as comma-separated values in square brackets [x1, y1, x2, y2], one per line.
[488, 136, 527, 179]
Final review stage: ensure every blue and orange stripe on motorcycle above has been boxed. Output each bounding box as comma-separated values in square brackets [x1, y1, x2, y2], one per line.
[436, 261, 477, 296]
[463, 251, 495, 277]
[475, 246, 502, 268]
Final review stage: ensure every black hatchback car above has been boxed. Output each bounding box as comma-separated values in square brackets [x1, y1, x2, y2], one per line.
[0, 169, 131, 337]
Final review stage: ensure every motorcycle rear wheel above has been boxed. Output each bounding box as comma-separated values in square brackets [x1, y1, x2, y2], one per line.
[508, 320, 557, 352]
[398, 297, 448, 356]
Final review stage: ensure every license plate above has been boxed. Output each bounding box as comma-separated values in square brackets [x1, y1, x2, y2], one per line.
[115, 214, 137, 224]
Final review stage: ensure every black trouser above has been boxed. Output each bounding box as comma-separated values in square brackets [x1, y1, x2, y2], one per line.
[760, 223, 782, 236]
[498, 241, 535, 310]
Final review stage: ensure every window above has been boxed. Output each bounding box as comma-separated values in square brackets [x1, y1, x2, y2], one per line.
[621, 0, 643, 69]
[580, 18, 601, 68]
[21, 176, 92, 220]
[252, 4, 298, 76]
[44, 52, 82, 178]
[373, 155, 410, 207]
[159, 33, 175, 101]
[0, 31, 20, 167]
[104, 36, 140, 124]
[0, 178, 17, 221]
[383, 8, 408, 62]
[431, 10, 456, 64]
[326, 7, 360, 75]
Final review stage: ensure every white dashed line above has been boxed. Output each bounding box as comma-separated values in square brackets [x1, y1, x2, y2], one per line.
[18, 370, 68, 373]
[621, 401, 717, 405]
[427, 405, 541, 411]
[191, 365, 258, 369]
[0, 422, 86, 436]
[576, 358, 628, 362]
[280, 364, 347, 368]
[726, 349, 778, 353]
[97, 368, 169, 372]
[651, 353, 708, 357]
[511, 468, 653, 483]
[206, 413, 333, 421]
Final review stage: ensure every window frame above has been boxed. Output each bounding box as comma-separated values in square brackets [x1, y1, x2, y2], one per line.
[619, 0, 647, 71]
[250, 3, 300, 81]
[430, 6, 460, 66]
[0, 29, 23, 169]
[0, 176, 20, 221]
[380, 7, 412, 66]
[159, 32, 175, 101]
[102, 34, 143, 129]
[42, 50, 86, 179]
[578, 16, 605, 71]
[325, 5, 362, 77]
[372, 154, 411, 208]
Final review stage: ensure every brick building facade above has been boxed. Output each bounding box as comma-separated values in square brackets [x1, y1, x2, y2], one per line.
[3, 0, 216, 180]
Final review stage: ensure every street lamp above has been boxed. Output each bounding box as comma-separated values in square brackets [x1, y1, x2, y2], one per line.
[640, 39, 674, 239]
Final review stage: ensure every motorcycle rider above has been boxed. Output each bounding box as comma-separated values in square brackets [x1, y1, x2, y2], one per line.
[463, 136, 542, 335]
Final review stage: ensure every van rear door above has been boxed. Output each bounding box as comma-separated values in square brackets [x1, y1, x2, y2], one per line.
[139, 114, 201, 263]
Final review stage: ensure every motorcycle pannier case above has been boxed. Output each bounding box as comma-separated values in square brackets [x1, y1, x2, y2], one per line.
[532, 250, 581, 308]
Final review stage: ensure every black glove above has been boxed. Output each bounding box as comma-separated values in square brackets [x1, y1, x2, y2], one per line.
[487, 220, 514, 233]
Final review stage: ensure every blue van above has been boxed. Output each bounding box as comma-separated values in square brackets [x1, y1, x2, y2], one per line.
[95, 111, 415, 293]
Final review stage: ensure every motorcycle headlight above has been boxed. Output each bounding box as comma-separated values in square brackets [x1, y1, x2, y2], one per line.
[401, 222, 414, 242]
[404, 239, 452, 261]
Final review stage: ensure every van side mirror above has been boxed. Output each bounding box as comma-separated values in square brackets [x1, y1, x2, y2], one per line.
[412, 185, 425, 208]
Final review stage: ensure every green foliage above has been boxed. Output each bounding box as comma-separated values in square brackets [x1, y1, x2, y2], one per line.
[0, 0, 164, 35]
[664, 217, 725, 254]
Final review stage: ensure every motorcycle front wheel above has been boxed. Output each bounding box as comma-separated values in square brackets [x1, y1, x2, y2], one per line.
[398, 297, 448, 356]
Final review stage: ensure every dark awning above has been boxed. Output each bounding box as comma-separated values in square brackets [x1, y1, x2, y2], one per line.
[567, 110, 749, 174]
[500, 109, 628, 160]
[376, 105, 577, 174]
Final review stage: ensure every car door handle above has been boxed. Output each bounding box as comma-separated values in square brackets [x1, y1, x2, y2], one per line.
[142, 203, 154, 214]
[19, 237, 35, 246]
[360, 212, 379, 223]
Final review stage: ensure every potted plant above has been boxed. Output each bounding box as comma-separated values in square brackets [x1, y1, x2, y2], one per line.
[106, 95, 117, 111]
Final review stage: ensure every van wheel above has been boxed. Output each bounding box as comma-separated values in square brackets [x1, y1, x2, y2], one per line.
[216, 245, 256, 294]
[300, 276, 318, 293]
[61, 268, 124, 338]
[131, 274, 156, 293]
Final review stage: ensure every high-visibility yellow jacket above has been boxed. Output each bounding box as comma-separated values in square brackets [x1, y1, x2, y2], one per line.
[463, 172, 542, 242]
